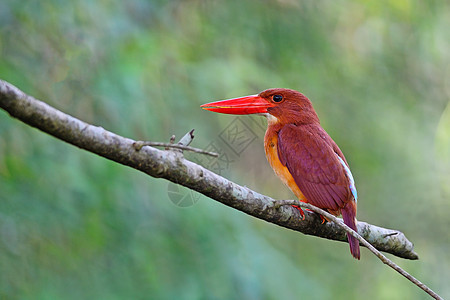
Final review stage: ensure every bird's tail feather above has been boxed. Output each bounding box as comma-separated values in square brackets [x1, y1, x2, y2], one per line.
[341, 202, 360, 260]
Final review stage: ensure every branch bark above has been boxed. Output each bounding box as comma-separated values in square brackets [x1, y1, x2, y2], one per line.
[0, 79, 418, 260]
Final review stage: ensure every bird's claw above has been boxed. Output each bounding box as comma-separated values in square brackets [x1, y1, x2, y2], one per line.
[303, 208, 327, 223]
[263, 201, 306, 222]
[292, 205, 306, 220]
[318, 213, 326, 224]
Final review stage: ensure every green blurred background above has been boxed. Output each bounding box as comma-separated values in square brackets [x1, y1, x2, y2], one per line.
[1, 0, 449, 299]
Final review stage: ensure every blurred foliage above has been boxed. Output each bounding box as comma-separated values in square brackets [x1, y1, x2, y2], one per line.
[0, 0, 449, 299]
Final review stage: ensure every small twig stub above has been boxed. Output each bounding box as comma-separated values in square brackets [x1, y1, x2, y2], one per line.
[132, 141, 218, 157]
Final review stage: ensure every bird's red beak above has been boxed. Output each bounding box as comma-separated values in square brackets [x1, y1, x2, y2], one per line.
[200, 95, 274, 115]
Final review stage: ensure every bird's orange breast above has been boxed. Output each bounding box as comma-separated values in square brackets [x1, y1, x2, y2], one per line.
[264, 128, 307, 202]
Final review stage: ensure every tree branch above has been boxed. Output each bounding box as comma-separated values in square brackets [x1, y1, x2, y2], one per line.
[3, 78, 445, 299]
[0, 79, 418, 260]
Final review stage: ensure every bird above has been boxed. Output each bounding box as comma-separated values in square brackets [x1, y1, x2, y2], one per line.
[200, 88, 360, 259]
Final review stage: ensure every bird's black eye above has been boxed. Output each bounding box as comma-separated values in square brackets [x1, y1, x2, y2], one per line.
[272, 94, 283, 103]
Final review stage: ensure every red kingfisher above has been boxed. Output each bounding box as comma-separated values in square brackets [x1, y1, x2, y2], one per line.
[201, 88, 360, 259]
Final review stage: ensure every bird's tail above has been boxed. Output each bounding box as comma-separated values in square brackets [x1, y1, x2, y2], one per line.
[341, 201, 360, 260]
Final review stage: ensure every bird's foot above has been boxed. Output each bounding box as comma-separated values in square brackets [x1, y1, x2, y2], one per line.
[319, 215, 326, 224]
[303, 209, 327, 224]
[264, 201, 306, 221]
[316, 211, 327, 224]
[292, 205, 305, 220]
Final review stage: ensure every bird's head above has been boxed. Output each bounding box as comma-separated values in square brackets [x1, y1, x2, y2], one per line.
[201, 88, 319, 125]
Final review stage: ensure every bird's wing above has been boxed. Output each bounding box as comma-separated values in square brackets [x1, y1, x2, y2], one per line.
[277, 124, 353, 211]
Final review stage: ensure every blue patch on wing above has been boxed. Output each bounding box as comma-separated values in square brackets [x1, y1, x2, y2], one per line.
[336, 155, 358, 202]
